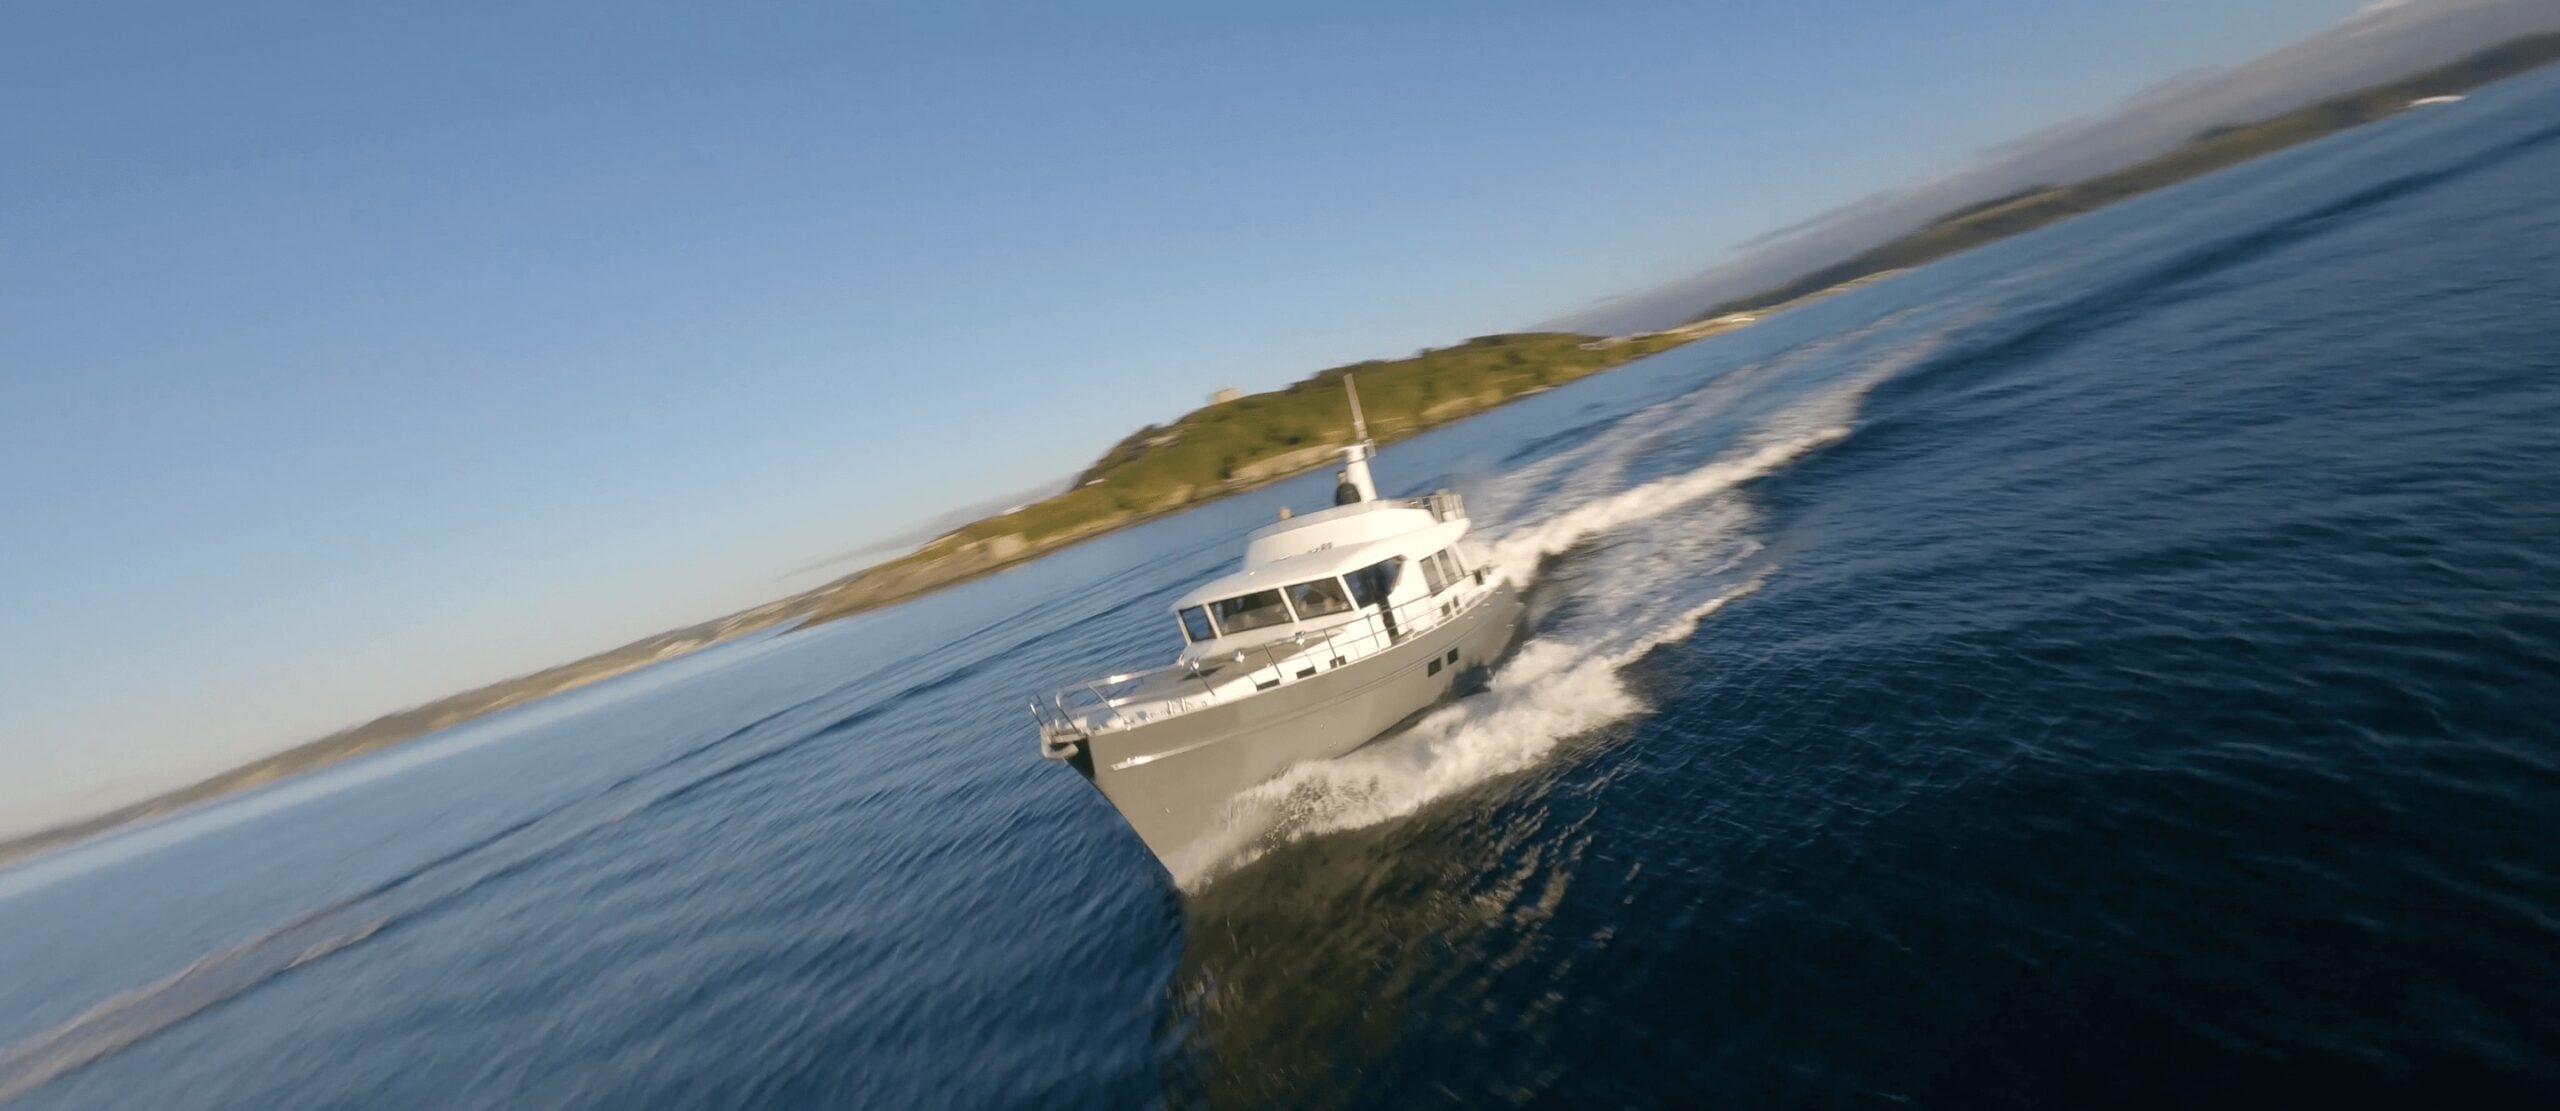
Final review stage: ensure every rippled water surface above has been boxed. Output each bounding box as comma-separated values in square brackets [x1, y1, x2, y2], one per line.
[7, 69, 2560, 1110]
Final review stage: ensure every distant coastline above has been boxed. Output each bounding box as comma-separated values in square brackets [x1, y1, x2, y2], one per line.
[1686, 31, 2560, 322]
[9, 31, 2556, 870]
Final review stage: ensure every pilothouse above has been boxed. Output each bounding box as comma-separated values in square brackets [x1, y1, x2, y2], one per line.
[1033, 377, 1528, 871]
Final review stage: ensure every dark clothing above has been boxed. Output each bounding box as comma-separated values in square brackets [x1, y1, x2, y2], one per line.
[1356, 559, 1403, 642]
[1334, 481, 1362, 506]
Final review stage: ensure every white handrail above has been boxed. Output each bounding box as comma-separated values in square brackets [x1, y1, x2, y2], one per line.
[1031, 568, 1497, 740]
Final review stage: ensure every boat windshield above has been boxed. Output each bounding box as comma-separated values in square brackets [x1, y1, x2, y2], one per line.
[1177, 605, 1217, 643]
[1286, 578, 1353, 619]
[1211, 589, 1293, 634]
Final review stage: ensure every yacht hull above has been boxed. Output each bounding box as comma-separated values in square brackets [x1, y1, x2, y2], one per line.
[1076, 581, 1527, 872]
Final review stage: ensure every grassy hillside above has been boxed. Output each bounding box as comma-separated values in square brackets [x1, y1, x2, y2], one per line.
[794, 329, 1700, 622]
[1695, 31, 2560, 320]
[980, 333, 1679, 544]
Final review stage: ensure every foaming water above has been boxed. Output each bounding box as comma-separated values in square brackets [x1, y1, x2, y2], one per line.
[1183, 574, 1765, 883]
[7, 67, 2560, 1111]
[1166, 323, 1952, 886]
[1172, 318, 1945, 885]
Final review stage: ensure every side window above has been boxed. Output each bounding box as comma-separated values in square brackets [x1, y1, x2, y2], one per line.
[1420, 550, 1450, 595]
[1178, 606, 1217, 643]
[1286, 578, 1353, 618]
[1212, 589, 1294, 634]
[1346, 558, 1403, 606]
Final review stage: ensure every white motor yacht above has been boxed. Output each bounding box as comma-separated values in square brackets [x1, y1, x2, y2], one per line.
[1033, 380, 1527, 869]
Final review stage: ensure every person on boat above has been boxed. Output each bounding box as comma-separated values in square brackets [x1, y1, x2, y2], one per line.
[1358, 558, 1402, 642]
[1333, 470, 1362, 506]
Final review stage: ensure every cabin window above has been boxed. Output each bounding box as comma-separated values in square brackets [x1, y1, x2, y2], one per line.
[1346, 558, 1403, 607]
[1420, 550, 1450, 595]
[1211, 589, 1294, 634]
[1423, 550, 1464, 593]
[1287, 577, 1354, 619]
[1178, 606, 1217, 643]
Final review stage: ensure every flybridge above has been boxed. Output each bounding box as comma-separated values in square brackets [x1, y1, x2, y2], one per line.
[1164, 378, 1476, 661]
[1238, 491, 1467, 566]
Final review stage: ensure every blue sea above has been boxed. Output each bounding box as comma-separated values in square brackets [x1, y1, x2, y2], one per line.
[7, 68, 2560, 1110]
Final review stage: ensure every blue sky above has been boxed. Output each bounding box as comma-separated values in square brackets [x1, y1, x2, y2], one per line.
[0, 0, 2367, 829]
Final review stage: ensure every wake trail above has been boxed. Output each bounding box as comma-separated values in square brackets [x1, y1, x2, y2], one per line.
[1174, 324, 1950, 888]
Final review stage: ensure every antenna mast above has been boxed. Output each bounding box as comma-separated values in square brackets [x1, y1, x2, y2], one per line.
[1338, 374, 1379, 502]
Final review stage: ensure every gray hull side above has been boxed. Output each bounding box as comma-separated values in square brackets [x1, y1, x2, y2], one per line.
[1081, 582, 1526, 866]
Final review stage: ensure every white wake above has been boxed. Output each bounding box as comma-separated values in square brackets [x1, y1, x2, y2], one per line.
[1171, 324, 1947, 887]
